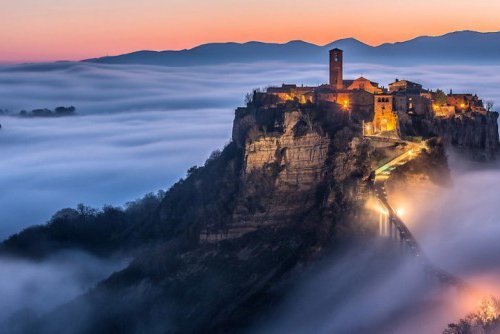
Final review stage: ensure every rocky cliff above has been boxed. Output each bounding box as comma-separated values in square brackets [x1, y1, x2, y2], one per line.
[398, 111, 499, 161]
[194, 100, 375, 244]
[431, 112, 499, 161]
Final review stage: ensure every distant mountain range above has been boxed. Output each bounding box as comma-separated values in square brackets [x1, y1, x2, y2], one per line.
[84, 30, 500, 66]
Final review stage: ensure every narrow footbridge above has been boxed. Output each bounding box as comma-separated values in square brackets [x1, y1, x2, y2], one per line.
[370, 139, 463, 287]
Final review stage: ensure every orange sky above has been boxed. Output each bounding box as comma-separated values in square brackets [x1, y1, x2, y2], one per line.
[1, 0, 500, 63]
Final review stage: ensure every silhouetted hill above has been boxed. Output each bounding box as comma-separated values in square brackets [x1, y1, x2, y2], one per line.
[84, 30, 500, 66]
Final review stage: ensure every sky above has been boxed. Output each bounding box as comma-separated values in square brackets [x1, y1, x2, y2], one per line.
[1, 0, 500, 63]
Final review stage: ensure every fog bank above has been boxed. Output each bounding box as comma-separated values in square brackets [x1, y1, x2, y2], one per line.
[256, 156, 500, 333]
[0, 252, 127, 324]
[1, 62, 498, 238]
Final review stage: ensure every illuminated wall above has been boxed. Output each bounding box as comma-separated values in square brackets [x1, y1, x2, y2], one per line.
[373, 95, 398, 133]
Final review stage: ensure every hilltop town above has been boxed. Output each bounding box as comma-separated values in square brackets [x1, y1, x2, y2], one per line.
[200, 48, 498, 244]
[258, 48, 494, 140]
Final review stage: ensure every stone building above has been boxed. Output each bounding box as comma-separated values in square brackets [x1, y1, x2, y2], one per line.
[401, 94, 432, 115]
[266, 85, 315, 104]
[372, 94, 398, 133]
[314, 85, 374, 116]
[389, 79, 423, 94]
[263, 48, 491, 138]
[447, 93, 486, 114]
[266, 48, 379, 115]
[432, 105, 456, 118]
[345, 77, 383, 94]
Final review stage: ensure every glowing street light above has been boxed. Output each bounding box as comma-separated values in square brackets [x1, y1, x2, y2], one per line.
[395, 207, 405, 217]
[343, 100, 349, 110]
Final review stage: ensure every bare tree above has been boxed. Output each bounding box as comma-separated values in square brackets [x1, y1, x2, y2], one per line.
[486, 101, 495, 112]
[244, 92, 253, 105]
[245, 88, 263, 105]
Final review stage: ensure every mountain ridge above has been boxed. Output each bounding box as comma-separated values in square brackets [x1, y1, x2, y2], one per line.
[84, 30, 500, 66]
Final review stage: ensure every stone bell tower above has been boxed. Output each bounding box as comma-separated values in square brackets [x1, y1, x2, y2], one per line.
[329, 48, 344, 90]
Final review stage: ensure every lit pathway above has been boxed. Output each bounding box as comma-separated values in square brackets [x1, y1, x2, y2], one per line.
[371, 139, 463, 287]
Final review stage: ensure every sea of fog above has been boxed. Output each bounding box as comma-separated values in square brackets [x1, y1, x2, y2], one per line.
[1, 61, 499, 239]
[1, 61, 500, 331]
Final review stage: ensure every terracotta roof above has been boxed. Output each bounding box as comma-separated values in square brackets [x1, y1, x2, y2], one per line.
[389, 79, 422, 87]
[345, 77, 379, 87]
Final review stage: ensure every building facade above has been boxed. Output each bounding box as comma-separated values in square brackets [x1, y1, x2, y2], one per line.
[373, 95, 398, 133]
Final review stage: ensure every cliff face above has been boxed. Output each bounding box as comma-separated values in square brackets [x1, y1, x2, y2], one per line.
[220, 103, 373, 242]
[399, 111, 499, 161]
[233, 112, 331, 227]
[431, 112, 499, 160]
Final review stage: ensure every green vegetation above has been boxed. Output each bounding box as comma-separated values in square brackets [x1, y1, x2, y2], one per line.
[0, 191, 165, 259]
[434, 89, 447, 106]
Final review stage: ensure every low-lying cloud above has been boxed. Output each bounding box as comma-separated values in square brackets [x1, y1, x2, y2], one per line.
[1, 61, 498, 239]
[255, 155, 500, 333]
[0, 251, 127, 325]
[411, 156, 500, 290]
[252, 242, 466, 334]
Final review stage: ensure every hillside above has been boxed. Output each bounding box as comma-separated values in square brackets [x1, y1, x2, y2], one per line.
[84, 30, 500, 66]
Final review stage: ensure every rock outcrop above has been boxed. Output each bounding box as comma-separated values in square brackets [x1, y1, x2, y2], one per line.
[199, 99, 375, 243]
[431, 112, 499, 160]
[234, 112, 331, 226]
[399, 111, 499, 161]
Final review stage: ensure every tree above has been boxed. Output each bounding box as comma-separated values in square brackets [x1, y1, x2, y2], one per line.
[244, 93, 253, 105]
[245, 88, 262, 105]
[486, 101, 494, 112]
[76, 203, 97, 217]
[434, 89, 447, 106]
[55, 106, 76, 115]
